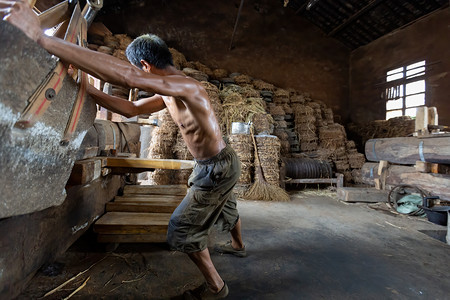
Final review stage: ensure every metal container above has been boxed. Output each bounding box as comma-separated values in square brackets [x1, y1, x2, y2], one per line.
[231, 122, 250, 134]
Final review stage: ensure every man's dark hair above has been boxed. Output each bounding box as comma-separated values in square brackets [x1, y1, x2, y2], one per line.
[125, 34, 174, 70]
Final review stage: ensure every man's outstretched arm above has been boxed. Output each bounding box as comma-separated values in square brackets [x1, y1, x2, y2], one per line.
[0, 1, 198, 98]
[87, 85, 166, 118]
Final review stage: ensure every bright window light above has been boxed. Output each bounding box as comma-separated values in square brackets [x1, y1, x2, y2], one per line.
[385, 60, 426, 120]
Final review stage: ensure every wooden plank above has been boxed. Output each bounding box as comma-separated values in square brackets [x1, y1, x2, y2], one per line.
[97, 233, 167, 243]
[123, 185, 187, 196]
[114, 197, 182, 205]
[337, 187, 389, 203]
[106, 202, 179, 213]
[106, 157, 195, 170]
[93, 212, 171, 234]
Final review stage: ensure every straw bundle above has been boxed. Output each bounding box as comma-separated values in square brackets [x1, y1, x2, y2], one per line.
[254, 135, 281, 186]
[212, 68, 228, 79]
[148, 109, 177, 158]
[282, 104, 293, 115]
[113, 49, 127, 61]
[200, 81, 224, 132]
[270, 105, 285, 116]
[252, 113, 273, 135]
[290, 94, 306, 104]
[240, 86, 260, 98]
[169, 48, 187, 70]
[229, 134, 254, 184]
[173, 131, 194, 160]
[348, 153, 366, 169]
[273, 88, 290, 104]
[182, 68, 209, 82]
[347, 116, 415, 148]
[222, 93, 267, 134]
[115, 34, 133, 49]
[351, 169, 364, 184]
[103, 35, 119, 49]
[318, 124, 347, 150]
[191, 61, 213, 77]
[244, 133, 289, 202]
[97, 46, 113, 55]
[174, 169, 192, 185]
[147, 110, 178, 185]
[234, 74, 252, 84]
[252, 79, 275, 91]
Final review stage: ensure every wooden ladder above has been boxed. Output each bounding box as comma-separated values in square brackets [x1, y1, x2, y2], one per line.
[94, 185, 186, 243]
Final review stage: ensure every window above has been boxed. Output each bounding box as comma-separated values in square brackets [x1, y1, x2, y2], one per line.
[385, 60, 426, 120]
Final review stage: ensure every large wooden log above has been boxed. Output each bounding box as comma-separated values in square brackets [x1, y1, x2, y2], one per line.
[361, 163, 450, 200]
[360, 163, 416, 186]
[365, 137, 450, 165]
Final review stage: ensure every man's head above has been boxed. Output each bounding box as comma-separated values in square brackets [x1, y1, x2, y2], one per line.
[126, 34, 174, 72]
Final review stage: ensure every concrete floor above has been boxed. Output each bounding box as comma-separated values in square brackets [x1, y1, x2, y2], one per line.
[20, 190, 449, 299]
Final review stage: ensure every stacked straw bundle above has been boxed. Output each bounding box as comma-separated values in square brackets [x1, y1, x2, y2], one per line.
[88, 33, 134, 99]
[255, 135, 281, 186]
[172, 132, 193, 185]
[273, 88, 290, 104]
[293, 104, 318, 152]
[233, 74, 253, 85]
[252, 79, 275, 91]
[252, 113, 273, 135]
[201, 81, 225, 133]
[229, 134, 254, 184]
[212, 68, 229, 79]
[182, 68, 209, 82]
[147, 109, 178, 185]
[169, 48, 188, 70]
[221, 91, 267, 135]
[190, 61, 213, 77]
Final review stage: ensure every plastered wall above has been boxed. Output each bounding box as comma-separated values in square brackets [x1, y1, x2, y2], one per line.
[350, 8, 450, 125]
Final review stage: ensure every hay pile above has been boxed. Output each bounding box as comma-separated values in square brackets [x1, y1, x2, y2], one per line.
[255, 135, 281, 186]
[347, 116, 415, 148]
[229, 134, 254, 184]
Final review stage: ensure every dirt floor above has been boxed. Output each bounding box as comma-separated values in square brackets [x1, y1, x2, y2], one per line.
[19, 189, 449, 299]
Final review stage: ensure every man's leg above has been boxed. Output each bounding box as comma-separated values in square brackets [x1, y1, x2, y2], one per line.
[230, 218, 244, 249]
[188, 249, 224, 293]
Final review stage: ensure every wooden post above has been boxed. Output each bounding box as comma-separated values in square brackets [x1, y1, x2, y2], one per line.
[375, 160, 389, 190]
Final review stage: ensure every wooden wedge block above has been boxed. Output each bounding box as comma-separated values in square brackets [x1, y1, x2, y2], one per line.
[337, 187, 389, 203]
[123, 185, 187, 196]
[93, 212, 171, 234]
[106, 202, 179, 213]
[97, 233, 167, 243]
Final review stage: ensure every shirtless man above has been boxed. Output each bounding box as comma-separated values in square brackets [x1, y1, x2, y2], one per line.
[1, 1, 245, 298]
